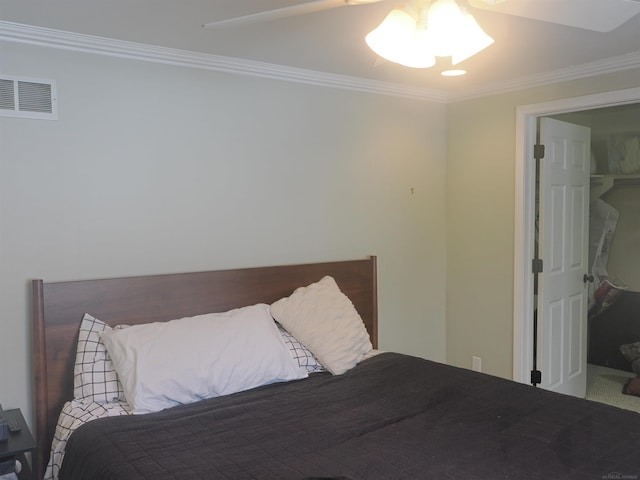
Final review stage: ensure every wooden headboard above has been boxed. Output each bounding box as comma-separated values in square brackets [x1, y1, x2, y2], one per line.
[31, 257, 377, 479]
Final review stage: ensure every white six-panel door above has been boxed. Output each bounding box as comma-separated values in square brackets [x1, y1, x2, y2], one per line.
[537, 117, 590, 397]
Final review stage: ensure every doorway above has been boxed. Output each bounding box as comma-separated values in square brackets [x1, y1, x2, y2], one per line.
[512, 87, 640, 396]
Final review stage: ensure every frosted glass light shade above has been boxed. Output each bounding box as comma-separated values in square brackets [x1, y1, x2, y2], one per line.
[450, 13, 495, 64]
[365, 9, 436, 68]
[404, 28, 437, 68]
[426, 0, 465, 56]
[365, 9, 415, 59]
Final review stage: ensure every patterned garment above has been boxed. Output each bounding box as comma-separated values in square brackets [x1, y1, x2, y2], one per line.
[45, 401, 130, 480]
[277, 323, 325, 373]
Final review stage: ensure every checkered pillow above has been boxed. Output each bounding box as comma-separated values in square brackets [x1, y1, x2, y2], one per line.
[73, 313, 127, 403]
[277, 323, 325, 373]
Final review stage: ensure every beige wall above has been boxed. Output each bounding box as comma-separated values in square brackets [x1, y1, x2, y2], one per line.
[446, 68, 640, 379]
[0, 41, 448, 430]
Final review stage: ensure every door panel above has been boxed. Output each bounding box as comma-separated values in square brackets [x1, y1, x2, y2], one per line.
[538, 117, 590, 397]
[545, 299, 564, 390]
[568, 293, 584, 379]
[548, 185, 565, 273]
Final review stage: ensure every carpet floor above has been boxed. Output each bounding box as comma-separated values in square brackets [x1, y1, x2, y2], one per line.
[586, 363, 640, 413]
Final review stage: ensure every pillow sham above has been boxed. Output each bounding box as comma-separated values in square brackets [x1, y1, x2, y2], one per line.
[270, 275, 372, 375]
[73, 314, 126, 404]
[101, 303, 307, 414]
[277, 323, 325, 373]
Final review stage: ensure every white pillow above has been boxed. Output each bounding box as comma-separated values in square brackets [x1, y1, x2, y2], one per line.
[73, 314, 127, 404]
[270, 276, 373, 375]
[101, 303, 307, 414]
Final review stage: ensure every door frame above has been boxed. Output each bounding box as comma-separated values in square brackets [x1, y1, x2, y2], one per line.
[512, 86, 640, 385]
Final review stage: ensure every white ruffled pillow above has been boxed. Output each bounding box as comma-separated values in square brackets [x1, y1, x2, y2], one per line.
[270, 276, 372, 375]
[101, 303, 307, 414]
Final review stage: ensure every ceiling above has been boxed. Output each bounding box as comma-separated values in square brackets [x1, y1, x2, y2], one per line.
[1, 0, 640, 97]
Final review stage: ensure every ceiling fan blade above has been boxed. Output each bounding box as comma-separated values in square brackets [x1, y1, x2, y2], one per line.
[469, 0, 640, 32]
[203, 0, 361, 29]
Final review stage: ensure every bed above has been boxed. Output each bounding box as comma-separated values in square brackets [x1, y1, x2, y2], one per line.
[32, 257, 640, 480]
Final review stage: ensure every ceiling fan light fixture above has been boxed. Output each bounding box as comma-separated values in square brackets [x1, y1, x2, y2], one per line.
[365, 0, 493, 69]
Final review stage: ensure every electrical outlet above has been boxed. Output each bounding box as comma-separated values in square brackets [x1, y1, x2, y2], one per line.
[472, 356, 482, 372]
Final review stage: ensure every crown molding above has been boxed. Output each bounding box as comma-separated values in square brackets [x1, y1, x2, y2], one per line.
[0, 21, 449, 103]
[2, 21, 638, 104]
[448, 50, 640, 102]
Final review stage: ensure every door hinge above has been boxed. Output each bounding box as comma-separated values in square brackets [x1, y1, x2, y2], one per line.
[534, 144, 545, 160]
[532, 258, 543, 274]
[531, 370, 542, 386]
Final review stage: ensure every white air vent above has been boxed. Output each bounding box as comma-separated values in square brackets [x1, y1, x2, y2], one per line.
[0, 75, 57, 120]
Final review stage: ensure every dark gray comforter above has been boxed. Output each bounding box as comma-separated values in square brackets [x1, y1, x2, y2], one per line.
[59, 353, 640, 479]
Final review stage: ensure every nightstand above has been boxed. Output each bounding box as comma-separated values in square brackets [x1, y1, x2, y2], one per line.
[0, 409, 36, 480]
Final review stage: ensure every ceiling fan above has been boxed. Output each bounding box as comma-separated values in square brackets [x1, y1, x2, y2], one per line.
[202, 0, 386, 29]
[202, 0, 640, 33]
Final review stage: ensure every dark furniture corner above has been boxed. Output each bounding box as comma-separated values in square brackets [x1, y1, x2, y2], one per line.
[589, 290, 640, 372]
[0, 409, 36, 480]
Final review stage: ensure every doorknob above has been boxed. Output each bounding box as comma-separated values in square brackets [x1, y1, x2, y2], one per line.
[583, 274, 594, 283]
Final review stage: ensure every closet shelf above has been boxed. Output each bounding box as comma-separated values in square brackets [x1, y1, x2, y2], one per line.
[591, 174, 640, 200]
